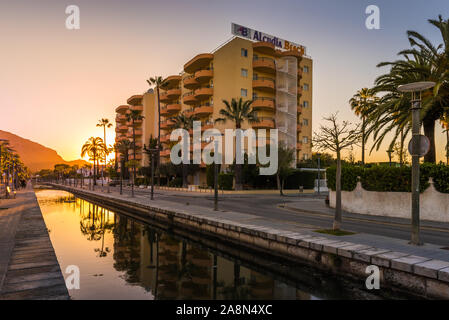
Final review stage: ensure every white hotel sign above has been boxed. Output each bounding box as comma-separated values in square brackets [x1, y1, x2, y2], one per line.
[231, 23, 306, 55]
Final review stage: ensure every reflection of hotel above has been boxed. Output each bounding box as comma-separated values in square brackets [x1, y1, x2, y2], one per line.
[115, 26, 312, 184]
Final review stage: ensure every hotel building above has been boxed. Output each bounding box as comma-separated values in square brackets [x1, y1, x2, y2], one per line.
[115, 28, 313, 185]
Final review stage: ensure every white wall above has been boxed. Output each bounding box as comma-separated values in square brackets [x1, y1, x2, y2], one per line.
[329, 180, 449, 222]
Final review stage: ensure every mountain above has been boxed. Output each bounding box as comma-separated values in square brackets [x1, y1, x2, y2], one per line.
[0, 130, 88, 172]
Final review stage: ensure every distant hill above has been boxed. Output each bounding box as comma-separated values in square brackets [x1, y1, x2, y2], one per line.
[0, 130, 89, 172]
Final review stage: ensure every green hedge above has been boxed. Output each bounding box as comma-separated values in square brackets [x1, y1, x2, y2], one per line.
[218, 173, 234, 190]
[326, 164, 449, 193]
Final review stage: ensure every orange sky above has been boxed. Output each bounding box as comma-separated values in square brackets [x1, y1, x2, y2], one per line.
[1, 0, 448, 164]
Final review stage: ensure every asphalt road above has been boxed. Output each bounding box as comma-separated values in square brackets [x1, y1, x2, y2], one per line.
[108, 186, 449, 247]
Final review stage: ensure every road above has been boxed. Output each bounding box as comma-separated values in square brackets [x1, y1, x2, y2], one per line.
[106, 186, 449, 247]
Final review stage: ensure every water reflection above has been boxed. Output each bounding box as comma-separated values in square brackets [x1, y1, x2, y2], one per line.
[36, 190, 387, 300]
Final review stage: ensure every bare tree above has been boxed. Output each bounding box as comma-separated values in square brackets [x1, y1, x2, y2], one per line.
[313, 113, 361, 230]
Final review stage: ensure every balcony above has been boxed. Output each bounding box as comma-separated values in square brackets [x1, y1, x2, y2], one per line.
[160, 135, 170, 144]
[134, 129, 143, 136]
[296, 142, 302, 150]
[183, 75, 200, 90]
[194, 105, 213, 117]
[183, 92, 197, 105]
[115, 105, 129, 114]
[282, 50, 302, 59]
[163, 75, 181, 90]
[253, 57, 275, 74]
[118, 125, 128, 132]
[166, 103, 181, 113]
[252, 97, 275, 111]
[130, 105, 143, 112]
[116, 114, 127, 123]
[129, 154, 143, 161]
[160, 119, 176, 130]
[127, 119, 143, 127]
[160, 107, 170, 116]
[297, 123, 302, 131]
[298, 86, 303, 96]
[166, 88, 181, 99]
[194, 87, 213, 100]
[252, 118, 275, 129]
[184, 53, 214, 74]
[127, 95, 143, 106]
[194, 69, 213, 83]
[160, 92, 171, 103]
[252, 41, 276, 55]
[252, 78, 275, 93]
[297, 105, 303, 115]
[298, 68, 303, 79]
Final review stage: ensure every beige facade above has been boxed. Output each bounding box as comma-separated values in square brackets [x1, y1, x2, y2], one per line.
[115, 36, 313, 178]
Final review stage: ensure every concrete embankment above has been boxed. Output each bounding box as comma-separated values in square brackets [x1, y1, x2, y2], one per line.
[0, 186, 69, 300]
[49, 184, 449, 299]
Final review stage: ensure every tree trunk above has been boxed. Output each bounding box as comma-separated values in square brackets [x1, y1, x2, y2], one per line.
[423, 119, 436, 163]
[156, 86, 161, 187]
[334, 151, 342, 230]
[235, 164, 243, 190]
[93, 156, 97, 185]
[400, 129, 404, 166]
[361, 117, 365, 165]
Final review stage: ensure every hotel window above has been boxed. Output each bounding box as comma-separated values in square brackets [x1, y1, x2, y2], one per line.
[253, 73, 258, 80]
[241, 88, 248, 97]
[303, 154, 309, 160]
[241, 48, 248, 57]
[303, 84, 309, 91]
[303, 101, 309, 108]
[303, 136, 308, 144]
[252, 92, 258, 100]
[303, 66, 309, 73]
[241, 68, 248, 78]
[303, 119, 309, 126]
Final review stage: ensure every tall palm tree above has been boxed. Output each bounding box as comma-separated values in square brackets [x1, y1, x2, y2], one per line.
[125, 110, 144, 192]
[81, 137, 106, 185]
[215, 98, 259, 190]
[96, 118, 113, 182]
[349, 88, 377, 165]
[117, 139, 131, 179]
[171, 112, 197, 188]
[368, 16, 449, 163]
[147, 77, 169, 172]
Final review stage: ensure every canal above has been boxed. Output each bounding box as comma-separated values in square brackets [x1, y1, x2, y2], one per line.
[36, 189, 410, 300]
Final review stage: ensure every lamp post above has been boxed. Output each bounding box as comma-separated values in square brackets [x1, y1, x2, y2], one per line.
[144, 145, 158, 201]
[386, 148, 394, 167]
[214, 140, 219, 211]
[398, 81, 435, 246]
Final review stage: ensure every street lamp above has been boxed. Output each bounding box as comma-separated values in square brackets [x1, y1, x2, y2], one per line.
[398, 81, 435, 246]
[144, 144, 158, 201]
[386, 148, 394, 167]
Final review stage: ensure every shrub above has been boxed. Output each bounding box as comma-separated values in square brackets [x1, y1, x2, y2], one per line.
[326, 164, 448, 193]
[218, 173, 234, 190]
[168, 177, 182, 188]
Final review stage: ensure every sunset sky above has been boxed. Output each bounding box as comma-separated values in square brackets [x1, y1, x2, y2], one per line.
[1, 0, 449, 163]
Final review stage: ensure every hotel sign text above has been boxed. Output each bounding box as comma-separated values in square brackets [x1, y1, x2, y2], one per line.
[231, 23, 306, 55]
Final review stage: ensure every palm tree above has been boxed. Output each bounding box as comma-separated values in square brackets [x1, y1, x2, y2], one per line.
[171, 112, 197, 188]
[125, 110, 144, 196]
[368, 16, 449, 163]
[147, 76, 169, 179]
[96, 118, 113, 182]
[276, 145, 296, 196]
[349, 88, 377, 165]
[215, 98, 259, 190]
[0, 140, 13, 187]
[81, 137, 106, 185]
[117, 139, 132, 179]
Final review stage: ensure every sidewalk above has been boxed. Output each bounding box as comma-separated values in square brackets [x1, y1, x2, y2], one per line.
[0, 185, 68, 300]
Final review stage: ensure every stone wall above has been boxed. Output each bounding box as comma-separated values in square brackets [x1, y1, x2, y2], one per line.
[329, 180, 449, 222]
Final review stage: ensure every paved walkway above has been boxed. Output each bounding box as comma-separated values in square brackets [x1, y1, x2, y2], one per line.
[55, 184, 449, 263]
[0, 185, 69, 300]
